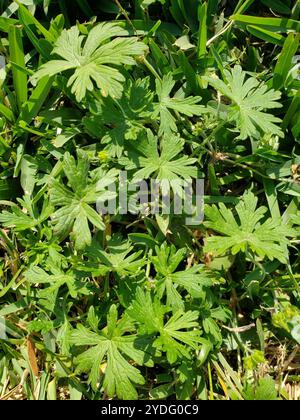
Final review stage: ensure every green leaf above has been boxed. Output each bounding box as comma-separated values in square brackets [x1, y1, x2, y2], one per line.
[174, 35, 195, 51]
[263, 179, 281, 221]
[49, 151, 116, 249]
[282, 90, 300, 130]
[150, 383, 174, 399]
[204, 191, 295, 263]
[155, 214, 170, 236]
[83, 236, 146, 277]
[261, 0, 290, 15]
[20, 154, 38, 196]
[26, 265, 92, 298]
[0, 103, 15, 123]
[124, 130, 198, 194]
[243, 376, 279, 400]
[149, 38, 171, 71]
[85, 77, 153, 158]
[246, 25, 285, 45]
[234, 0, 255, 14]
[153, 73, 206, 136]
[75, 0, 94, 17]
[231, 14, 300, 32]
[127, 288, 202, 364]
[18, 76, 54, 125]
[34, 24, 147, 102]
[0, 195, 52, 231]
[197, 2, 207, 59]
[151, 243, 212, 311]
[0, 17, 19, 33]
[70, 306, 153, 399]
[18, 3, 56, 43]
[204, 65, 283, 139]
[97, 0, 119, 13]
[8, 25, 27, 110]
[18, 4, 52, 59]
[273, 33, 300, 90]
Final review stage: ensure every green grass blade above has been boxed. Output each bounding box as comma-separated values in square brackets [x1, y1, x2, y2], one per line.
[283, 197, 299, 224]
[0, 16, 18, 32]
[197, 2, 207, 59]
[217, 353, 244, 394]
[273, 33, 300, 90]
[17, 6, 53, 59]
[170, 0, 185, 27]
[282, 90, 300, 130]
[0, 103, 15, 123]
[210, 45, 226, 80]
[56, 0, 70, 27]
[204, 196, 240, 205]
[231, 14, 300, 32]
[246, 25, 285, 45]
[261, 0, 291, 15]
[263, 179, 281, 221]
[0, 267, 24, 298]
[8, 25, 27, 111]
[176, 0, 196, 30]
[207, 0, 219, 26]
[208, 163, 220, 195]
[17, 3, 56, 43]
[177, 50, 200, 94]
[149, 39, 170, 74]
[292, 0, 300, 19]
[292, 116, 300, 138]
[234, 0, 255, 14]
[18, 76, 54, 125]
[19, 24, 52, 59]
[144, 20, 162, 43]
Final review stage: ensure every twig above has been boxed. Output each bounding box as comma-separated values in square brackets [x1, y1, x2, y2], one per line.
[141, 56, 162, 81]
[206, 21, 234, 47]
[221, 323, 256, 333]
[281, 346, 300, 373]
[113, 0, 137, 35]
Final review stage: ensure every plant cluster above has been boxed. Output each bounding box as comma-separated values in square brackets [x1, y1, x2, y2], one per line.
[0, 0, 299, 400]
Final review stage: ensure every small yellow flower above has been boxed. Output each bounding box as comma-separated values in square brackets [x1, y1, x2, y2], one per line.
[98, 150, 109, 162]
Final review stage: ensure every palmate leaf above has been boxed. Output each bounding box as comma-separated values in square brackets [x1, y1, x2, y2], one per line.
[0, 208, 35, 231]
[127, 288, 203, 364]
[50, 150, 117, 250]
[0, 195, 53, 231]
[69, 305, 154, 399]
[25, 266, 92, 298]
[204, 65, 283, 139]
[34, 24, 147, 102]
[151, 243, 212, 311]
[243, 376, 279, 400]
[81, 235, 146, 278]
[204, 191, 295, 263]
[124, 130, 197, 195]
[157, 310, 202, 364]
[153, 73, 206, 136]
[84, 78, 153, 158]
